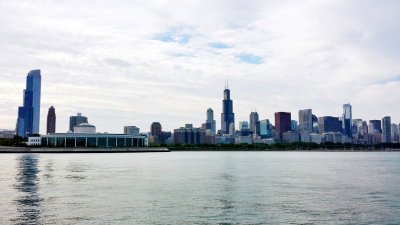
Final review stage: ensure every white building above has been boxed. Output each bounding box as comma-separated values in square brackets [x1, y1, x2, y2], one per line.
[27, 136, 41, 146]
[73, 123, 96, 134]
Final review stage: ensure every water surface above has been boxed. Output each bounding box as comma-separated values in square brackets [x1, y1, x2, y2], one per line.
[1, 151, 400, 224]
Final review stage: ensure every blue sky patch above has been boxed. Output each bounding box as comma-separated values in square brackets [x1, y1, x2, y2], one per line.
[236, 54, 264, 64]
[171, 53, 194, 57]
[209, 42, 231, 49]
[379, 75, 400, 84]
[154, 28, 190, 44]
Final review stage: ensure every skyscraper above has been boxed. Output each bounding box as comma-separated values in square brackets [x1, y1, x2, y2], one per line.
[391, 123, 399, 143]
[343, 104, 352, 137]
[46, 106, 56, 134]
[368, 120, 382, 134]
[259, 119, 272, 139]
[249, 111, 259, 135]
[299, 109, 312, 142]
[221, 84, 234, 134]
[69, 113, 88, 132]
[318, 116, 342, 133]
[382, 116, 391, 143]
[275, 112, 291, 139]
[150, 122, 162, 143]
[16, 70, 41, 137]
[206, 108, 216, 134]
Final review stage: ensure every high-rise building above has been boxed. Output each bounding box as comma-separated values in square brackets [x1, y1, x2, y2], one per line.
[69, 113, 88, 132]
[16, 70, 41, 137]
[291, 120, 298, 131]
[312, 114, 319, 133]
[259, 119, 272, 139]
[318, 116, 342, 133]
[342, 104, 352, 137]
[382, 116, 391, 143]
[299, 109, 312, 142]
[46, 106, 56, 134]
[221, 84, 234, 134]
[150, 122, 162, 144]
[124, 126, 140, 136]
[249, 111, 259, 134]
[391, 123, 399, 143]
[275, 112, 291, 140]
[206, 108, 216, 134]
[174, 125, 206, 144]
[368, 120, 382, 134]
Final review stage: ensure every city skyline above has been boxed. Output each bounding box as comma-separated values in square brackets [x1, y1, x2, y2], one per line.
[1, 1, 400, 133]
[6, 71, 400, 134]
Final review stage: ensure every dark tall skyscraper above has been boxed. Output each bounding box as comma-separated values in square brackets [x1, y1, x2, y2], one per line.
[46, 106, 56, 134]
[343, 104, 352, 137]
[206, 108, 216, 134]
[16, 70, 41, 137]
[151, 122, 162, 143]
[275, 112, 291, 139]
[221, 84, 235, 134]
[382, 116, 391, 143]
[369, 120, 382, 133]
[69, 113, 88, 131]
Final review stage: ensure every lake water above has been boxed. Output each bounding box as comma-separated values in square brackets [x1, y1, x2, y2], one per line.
[1, 151, 400, 224]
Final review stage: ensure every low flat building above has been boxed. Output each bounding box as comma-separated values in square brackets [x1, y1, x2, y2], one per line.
[0, 129, 15, 139]
[282, 131, 300, 143]
[310, 133, 322, 144]
[39, 133, 148, 147]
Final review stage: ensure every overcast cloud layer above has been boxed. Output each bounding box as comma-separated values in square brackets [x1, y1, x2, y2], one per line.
[1, 0, 400, 133]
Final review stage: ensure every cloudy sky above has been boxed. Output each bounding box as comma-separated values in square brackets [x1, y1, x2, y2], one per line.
[1, 0, 400, 133]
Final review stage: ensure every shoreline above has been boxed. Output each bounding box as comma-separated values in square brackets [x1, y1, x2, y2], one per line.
[0, 146, 399, 153]
[0, 147, 170, 153]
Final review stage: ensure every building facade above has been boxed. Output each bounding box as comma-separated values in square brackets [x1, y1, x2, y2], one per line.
[124, 126, 140, 136]
[206, 108, 216, 134]
[342, 104, 352, 137]
[249, 111, 259, 135]
[174, 124, 206, 144]
[69, 113, 88, 132]
[275, 112, 291, 140]
[46, 106, 56, 134]
[299, 109, 312, 142]
[369, 120, 382, 134]
[259, 119, 272, 139]
[319, 116, 342, 133]
[382, 116, 391, 143]
[150, 122, 162, 144]
[16, 70, 41, 137]
[40, 133, 147, 147]
[221, 86, 235, 134]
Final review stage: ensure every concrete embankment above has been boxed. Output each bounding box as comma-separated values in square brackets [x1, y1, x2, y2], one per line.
[0, 147, 169, 153]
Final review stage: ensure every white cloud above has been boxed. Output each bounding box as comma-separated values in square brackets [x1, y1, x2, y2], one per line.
[1, 0, 400, 133]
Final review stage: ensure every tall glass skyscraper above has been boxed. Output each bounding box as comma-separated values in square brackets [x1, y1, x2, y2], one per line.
[221, 85, 234, 134]
[343, 104, 352, 137]
[382, 116, 392, 143]
[16, 70, 42, 137]
[206, 108, 216, 134]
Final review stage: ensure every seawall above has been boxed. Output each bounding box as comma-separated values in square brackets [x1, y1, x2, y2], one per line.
[0, 146, 170, 153]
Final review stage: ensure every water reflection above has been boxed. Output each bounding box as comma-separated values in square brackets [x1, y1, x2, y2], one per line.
[12, 154, 43, 225]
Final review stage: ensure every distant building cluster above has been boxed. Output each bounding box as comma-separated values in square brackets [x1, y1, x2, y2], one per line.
[151, 86, 400, 146]
[5, 70, 400, 147]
